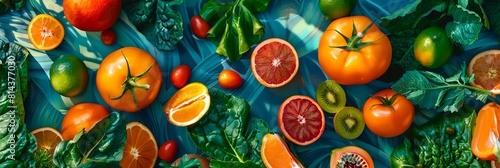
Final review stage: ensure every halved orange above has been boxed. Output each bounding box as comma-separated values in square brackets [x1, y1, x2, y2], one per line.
[251, 38, 299, 88]
[27, 14, 65, 50]
[468, 50, 500, 94]
[261, 133, 304, 168]
[120, 122, 158, 168]
[30, 127, 63, 157]
[163, 82, 210, 126]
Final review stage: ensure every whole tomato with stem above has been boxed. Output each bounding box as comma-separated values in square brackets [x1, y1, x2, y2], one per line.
[318, 15, 392, 85]
[362, 89, 414, 138]
[61, 103, 110, 140]
[96, 47, 162, 112]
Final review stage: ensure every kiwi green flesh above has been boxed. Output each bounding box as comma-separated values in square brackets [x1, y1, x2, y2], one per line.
[334, 107, 365, 140]
[316, 80, 346, 114]
[336, 153, 369, 168]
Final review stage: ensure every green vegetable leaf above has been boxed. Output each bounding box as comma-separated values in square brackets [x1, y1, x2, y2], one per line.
[122, 0, 184, 51]
[467, 0, 489, 29]
[199, 0, 233, 23]
[188, 88, 270, 167]
[387, 28, 422, 72]
[390, 106, 490, 167]
[483, 0, 500, 39]
[0, 0, 25, 16]
[34, 149, 56, 168]
[241, 0, 270, 13]
[159, 154, 202, 168]
[380, 0, 448, 31]
[391, 62, 491, 112]
[53, 112, 126, 167]
[445, 4, 483, 45]
[209, 160, 261, 167]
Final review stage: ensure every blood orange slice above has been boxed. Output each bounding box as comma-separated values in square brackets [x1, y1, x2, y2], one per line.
[251, 38, 299, 88]
[468, 50, 500, 94]
[278, 95, 325, 146]
[30, 127, 63, 157]
[261, 133, 304, 168]
[120, 122, 158, 168]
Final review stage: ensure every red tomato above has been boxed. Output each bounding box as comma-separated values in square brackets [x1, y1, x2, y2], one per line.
[170, 65, 191, 88]
[158, 140, 178, 162]
[101, 29, 117, 45]
[218, 69, 242, 89]
[190, 16, 210, 39]
[362, 89, 415, 138]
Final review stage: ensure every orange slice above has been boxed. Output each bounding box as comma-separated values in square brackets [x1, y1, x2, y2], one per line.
[120, 122, 158, 168]
[261, 133, 304, 168]
[163, 82, 210, 126]
[30, 127, 63, 157]
[251, 38, 299, 88]
[468, 50, 500, 94]
[27, 14, 65, 50]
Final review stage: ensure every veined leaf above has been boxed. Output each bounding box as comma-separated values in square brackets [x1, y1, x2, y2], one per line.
[445, 4, 483, 45]
[380, 0, 448, 31]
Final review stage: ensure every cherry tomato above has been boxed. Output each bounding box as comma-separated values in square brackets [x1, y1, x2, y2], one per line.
[61, 103, 110, 140]
[170, 65, 191, 88]
[101, 29, 117, 45]
[362, 89, 414, 138]
[190, 16, 211, 39]
[218, 69, 243, 89]
[158, 140, 178, 162]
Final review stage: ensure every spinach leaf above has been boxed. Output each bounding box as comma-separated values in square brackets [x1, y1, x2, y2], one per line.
[392, 62, 491, 113]
[390, 106, 491, 167]
[53, 112, 126, 167]
[387, 28, 423, 72]
[188, 88, 270, 167]
[380, 0, 449, 32]
[201, 0, 269, 62]
[122, 0, 184, 51]
[445, 3, 483, 45]
[0, 0, 26, 16]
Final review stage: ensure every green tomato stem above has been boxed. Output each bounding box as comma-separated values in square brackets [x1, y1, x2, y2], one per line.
[128, 80, 150, 90]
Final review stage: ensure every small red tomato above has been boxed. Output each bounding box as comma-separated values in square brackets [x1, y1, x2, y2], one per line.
[158, 140, 178, 162]
[218, 69, 243, 89]
[101, 29, 117, 45]
[190, 16, 211, 39]
[170, 65, 191, 88]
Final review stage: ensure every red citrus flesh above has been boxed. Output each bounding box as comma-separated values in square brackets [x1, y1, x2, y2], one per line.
[278, 95, 325, 146]
[251, 38, 299, 88]
[468, 50, 500, 94]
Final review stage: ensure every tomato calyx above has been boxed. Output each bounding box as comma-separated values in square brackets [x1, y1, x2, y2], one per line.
[109, 52, 155, 111]
[369, 93, 399, 112]
[329, 20, 380, 51]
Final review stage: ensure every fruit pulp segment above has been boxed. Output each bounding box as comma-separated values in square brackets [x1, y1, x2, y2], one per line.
[170, 100, 207, 122]
[30, 16, 64, 47]
[254, 42, 297, 84]
[262, 134, 302, 168]
[32, 129, 62, 154]
[471, 54, 500, 90]
[167, 84, 207, 108]
[122, 126, 157, 167]
[282, 98, 323, 142]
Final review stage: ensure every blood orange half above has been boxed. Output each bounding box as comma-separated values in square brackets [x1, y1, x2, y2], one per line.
[468, 50, 500, 94]
[278, 95, 325, 146]
[251, 38, 299, 88]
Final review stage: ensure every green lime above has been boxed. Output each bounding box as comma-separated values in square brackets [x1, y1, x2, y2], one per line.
[319, 0, 356, 20]
[49, 55, 89, 97]
[414, 27, 454, 69]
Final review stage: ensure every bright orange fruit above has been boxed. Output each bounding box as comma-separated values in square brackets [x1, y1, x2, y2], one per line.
[163, 82, 210, 126]
[471, 102, 500, 161]
[468, 50, 500, 94]
[261, 133, 304, 168]
[30, 127, 63, 157]
[27, 14, 65, 50]
[120, 122, 158, 168]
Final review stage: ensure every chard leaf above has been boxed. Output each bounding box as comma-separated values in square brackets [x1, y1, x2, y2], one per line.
[380, 0, 448, 31]
[445, 4, 483, 45]
[199, 0, 233, 23]
[483, 0, 500, 39]
[53, 112, 126, 167]
[188, 88, 269, 167]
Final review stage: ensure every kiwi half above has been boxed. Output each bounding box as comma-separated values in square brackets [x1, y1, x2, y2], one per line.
[315, 80, 346, 114]
[333, 107, 365, 140]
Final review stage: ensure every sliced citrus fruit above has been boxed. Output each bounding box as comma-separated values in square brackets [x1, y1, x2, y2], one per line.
[30, 127, 63, 157]
[27, 14, 65, 51]
[261, 133, 304, 168]
[278, 95, 325, 146]
[164, 82, 211, 126]
[251, 38, 299, 88]
[120, 122, 158, 168]
[468, 50, 500, 94]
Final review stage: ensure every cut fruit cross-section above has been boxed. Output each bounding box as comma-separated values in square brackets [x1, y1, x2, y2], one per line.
[468, 50, 500, 94]
[164, 82, 211, 126]
[120, 122, 158, 168]
[261, 133, 304, 168]
[27, 14, 65, 51]
[30, 127, 63, 157]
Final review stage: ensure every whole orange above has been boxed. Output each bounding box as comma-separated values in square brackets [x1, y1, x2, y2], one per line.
[61, 103, 110, 140]
[63, 0, 122, 31]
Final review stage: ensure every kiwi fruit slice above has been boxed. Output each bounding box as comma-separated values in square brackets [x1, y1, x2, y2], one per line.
[315, 80, 346, 114]
[333, 107, 365, 140]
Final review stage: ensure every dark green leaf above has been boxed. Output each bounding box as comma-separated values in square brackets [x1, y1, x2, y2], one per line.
[459, 0, 469, 7]
[483, 0, 500, 39]
[445, 4, 483, 45]
[380, 0, 448, 31]
[241, 0, 270, 13]
[34, 149, 56, 168]
[387, 29, 423, 71]
[209, 160, 261, 168]
[77, 161, 122, 168]
[467, 0, 489, 28]
[165, 154, 202, 168]
[199, 0, 233, 23]
[53, 112, 126, 167]
[390, 137, 417, 168]
[207, 13, 230, 44]
[217, 14, 240, 61]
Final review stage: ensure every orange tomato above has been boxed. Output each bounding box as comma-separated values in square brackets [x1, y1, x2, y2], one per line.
[471, 102, 500, 161]
[61, 103, 110, 140]
[318, 16, 392, 85]
[362, 89, 414, 138]
[96, 47, 162, 112]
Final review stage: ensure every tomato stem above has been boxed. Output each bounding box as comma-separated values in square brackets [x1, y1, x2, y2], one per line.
[329, 20, 377, 51]
[369, 93, 399, 112]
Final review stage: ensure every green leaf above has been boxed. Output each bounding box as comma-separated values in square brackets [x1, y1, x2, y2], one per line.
[241, 0, 270, 13]
[445, 4, 483, 45]
[209, 160, 261, 168]
[459, 0, 469, 8]
[483, 0, 500, 38]
[53, 112, 126, 168]
[199, 0, 233, 23]
[380, 0, 448, 31]
[467, 0, 490, 29]
[34, 149, 56, 168]
[391, 62, 491, 113]
[188, 88, 270, 167]
[387, 29, 423, 71]
[390, 137, 417, 168]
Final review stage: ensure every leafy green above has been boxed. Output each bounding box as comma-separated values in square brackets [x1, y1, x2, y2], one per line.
[159, 154, 202, 168]
[34, 149, 55, 168]
[391, 62, 491, 113]
[386, 28, 423, 72]
[188, 88, 270, 167]
[380, 0, 449, 31]
[122, 0, 184, 51]
[483, 0, 500, 40]
[0, 0, 26, 16]
[0, 41, 29, 120]
[390, 106, 491, 168]
[445, 3, 483, 45]
[53, 112, 126, 167]
[200, 0, 270, 62]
